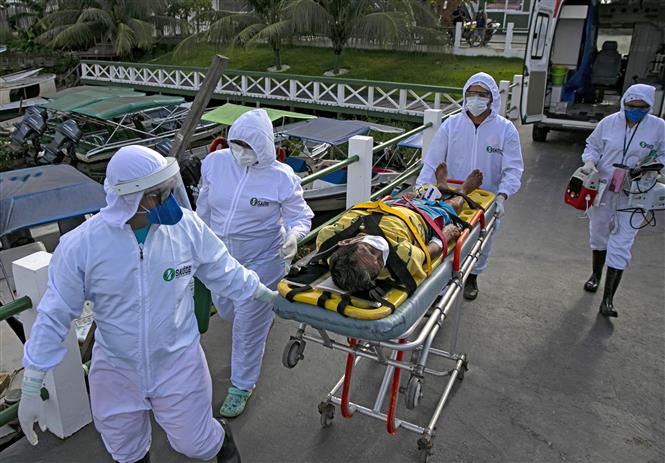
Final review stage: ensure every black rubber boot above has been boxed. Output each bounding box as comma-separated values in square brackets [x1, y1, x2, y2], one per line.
[599, 267, 623, 318]
[463, 274, 478, 300]
[584, 250, 606, 292]
[217, 419, 241, 463]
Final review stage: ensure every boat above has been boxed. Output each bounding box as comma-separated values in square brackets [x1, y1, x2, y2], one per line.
[0, 68, 56, 121]
[275, 117, 407, 211]
[10, 86, 221, 168]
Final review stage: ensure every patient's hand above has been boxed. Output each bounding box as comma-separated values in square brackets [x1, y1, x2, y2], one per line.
[443, 224, 461, 242]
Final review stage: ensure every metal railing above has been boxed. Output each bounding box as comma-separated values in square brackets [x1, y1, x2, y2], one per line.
[300, 155, 359, 186]
[80, 60, 464, 119]
[0, 296, 31, 321]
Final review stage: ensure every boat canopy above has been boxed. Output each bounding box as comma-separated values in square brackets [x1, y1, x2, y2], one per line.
[42, 86, 184, 119]
[202, 103, 316, 126]
[0, 165, 106, 237]
[276, 117, 403, 146]
[397, 132, 423, 149]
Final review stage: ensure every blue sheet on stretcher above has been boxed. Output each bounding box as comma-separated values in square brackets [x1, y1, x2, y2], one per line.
[273, 202, 494, 342]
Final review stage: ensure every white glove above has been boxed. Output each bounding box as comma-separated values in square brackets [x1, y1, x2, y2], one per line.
[494, 194, 506, 218]
[253, 283, 278, 305]
[580, 160, 598, 175]
[279, 230, 299, 261]
[19, 368, 47, 445]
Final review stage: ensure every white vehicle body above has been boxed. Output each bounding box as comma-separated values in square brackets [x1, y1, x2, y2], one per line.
[521, 0, 665, 141]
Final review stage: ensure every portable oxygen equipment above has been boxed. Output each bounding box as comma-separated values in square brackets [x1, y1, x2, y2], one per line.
[625, 163, 665, 212]
[565, 166, 600, 210]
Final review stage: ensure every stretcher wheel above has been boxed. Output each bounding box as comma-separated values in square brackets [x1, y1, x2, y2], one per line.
[318, 401, 334, 428]
[405, 376, 423, 410]
[282, 338, 305, 369]
[417, 436, 433, 462]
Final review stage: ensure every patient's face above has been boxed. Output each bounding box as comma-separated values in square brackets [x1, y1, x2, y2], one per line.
[339, 237, 384, 279]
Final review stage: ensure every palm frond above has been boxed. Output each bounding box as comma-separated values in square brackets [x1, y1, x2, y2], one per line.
[233, 22, 266, 46]
[206, 13, 261, 44]
[114, 21, 135, 56]
[245, 19, 292, 46]
[354, 11, 410, 44]
[41, 9, 82, 28]
[127, 18, 154, 49]
[76, 7, 113, 28]
[286, 0, 331, 35]
[173, 32, 205, 58]
[50, 21, 97, 49]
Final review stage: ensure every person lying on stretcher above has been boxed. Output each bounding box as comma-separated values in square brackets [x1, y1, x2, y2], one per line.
[315, 163, 484, 295]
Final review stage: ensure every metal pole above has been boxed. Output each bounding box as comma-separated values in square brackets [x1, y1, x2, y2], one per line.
[169, 55, 228, 162]
[0, 296, 32, 321]
[300, 155, 359, 186]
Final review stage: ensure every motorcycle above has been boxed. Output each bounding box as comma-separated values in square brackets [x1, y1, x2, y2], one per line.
[462, 19, 499, 47]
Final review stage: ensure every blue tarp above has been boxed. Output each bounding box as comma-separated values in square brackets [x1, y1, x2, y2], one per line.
[397, 132, 423, 149]
[0, 165, 106, 237]
[277, 117, 403, 146]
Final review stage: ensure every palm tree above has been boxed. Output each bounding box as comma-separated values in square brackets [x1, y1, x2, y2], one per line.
[288, 0, 441, 75]
[177, 0, 292, 71]
[38, 0, 165, 58]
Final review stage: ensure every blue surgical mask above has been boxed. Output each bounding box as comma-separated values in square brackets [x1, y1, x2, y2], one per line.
[141, 193, 183, 225]
[624, 107, 649, 124]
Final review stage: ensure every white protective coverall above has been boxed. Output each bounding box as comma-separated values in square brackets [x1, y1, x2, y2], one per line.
[197, 109, 313, 391]
[416, 72, 524, 273]
[23, 146, 263, 463]
[582, 84, 665, 270]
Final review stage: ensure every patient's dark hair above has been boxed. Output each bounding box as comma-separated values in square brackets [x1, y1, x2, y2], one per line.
[329, 243, 375, 293]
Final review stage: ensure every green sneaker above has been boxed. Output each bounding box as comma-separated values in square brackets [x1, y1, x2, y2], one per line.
[219, 387, 252, 418]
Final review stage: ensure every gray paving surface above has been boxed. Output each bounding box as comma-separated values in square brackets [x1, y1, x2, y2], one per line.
[3, 123, 664, 462]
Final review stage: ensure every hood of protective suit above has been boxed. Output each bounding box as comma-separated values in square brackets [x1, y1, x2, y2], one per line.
[463, 72, 501, 117]
[227, 109, 276, 168]
[620, 84, 656, 113]
[100, 145, 166, 228]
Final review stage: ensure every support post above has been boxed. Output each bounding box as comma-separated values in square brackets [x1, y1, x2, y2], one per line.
[422, 109, 443, 157]
[454, 22, 462, 49]
[509, 74, 523, 120]
[346, 136, 373, 208]
[14, 252, 92, 439]
[169, 54, 228, 162]
[504, 22, 514, 57]
[499, 80, 510, 117]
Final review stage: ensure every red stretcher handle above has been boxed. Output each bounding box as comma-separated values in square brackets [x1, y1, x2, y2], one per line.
[341, 338, 357, 419]
[387, 338, 406, 435]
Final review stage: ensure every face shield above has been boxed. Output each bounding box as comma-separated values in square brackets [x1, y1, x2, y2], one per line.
[110, 157, 191, 225]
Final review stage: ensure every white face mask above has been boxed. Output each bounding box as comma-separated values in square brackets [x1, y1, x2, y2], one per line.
[360, 235, 389, 265]
[466, 96, 490, 117]
[230, 141, 258, 166]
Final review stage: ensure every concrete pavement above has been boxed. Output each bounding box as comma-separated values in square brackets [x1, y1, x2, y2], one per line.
[3, 123, 664, 462]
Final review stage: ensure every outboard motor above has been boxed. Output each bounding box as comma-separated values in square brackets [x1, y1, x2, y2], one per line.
[10, 110, 47, 147]
[40, 119, 83, 165]
[154, 139, 173, 157]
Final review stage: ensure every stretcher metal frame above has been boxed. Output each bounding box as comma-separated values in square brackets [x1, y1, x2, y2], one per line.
[280, 195, 497, 462]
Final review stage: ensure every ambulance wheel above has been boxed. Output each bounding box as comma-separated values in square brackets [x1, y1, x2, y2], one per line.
[532, 124, 549, 142]
[282, 339, 304, 369]
[318, 401, 335, 428]
[405, 376, 423, 410]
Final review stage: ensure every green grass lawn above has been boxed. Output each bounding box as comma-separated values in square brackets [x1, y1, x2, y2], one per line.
[151, 44, 523, 88]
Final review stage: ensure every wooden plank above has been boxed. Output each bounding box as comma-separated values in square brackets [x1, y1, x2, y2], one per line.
[169, 55, 228, 162]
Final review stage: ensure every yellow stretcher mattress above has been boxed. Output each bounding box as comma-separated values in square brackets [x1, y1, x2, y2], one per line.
[278, 189, 495, 320]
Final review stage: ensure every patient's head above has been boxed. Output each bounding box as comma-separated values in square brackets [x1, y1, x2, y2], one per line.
[329, 236, 388, 293]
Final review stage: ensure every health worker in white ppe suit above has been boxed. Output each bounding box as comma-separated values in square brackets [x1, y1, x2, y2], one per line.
[416, 72, 524, 300]
[579, 84, 665, 318]
[19, 145, 279, 463]
[197, 109, 313, 418]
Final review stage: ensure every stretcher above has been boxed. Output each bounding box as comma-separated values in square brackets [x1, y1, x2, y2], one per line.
[273, 180, 498, 462]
